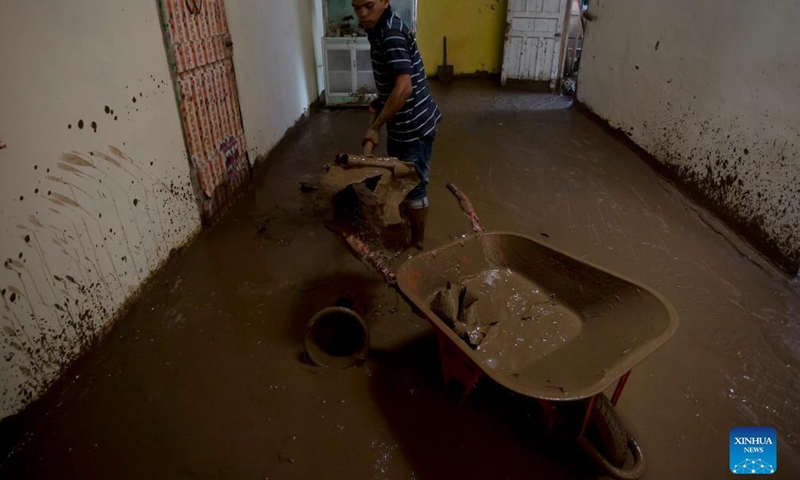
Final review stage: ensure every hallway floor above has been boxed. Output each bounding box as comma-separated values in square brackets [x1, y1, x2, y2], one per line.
[2, 79, 798, 479]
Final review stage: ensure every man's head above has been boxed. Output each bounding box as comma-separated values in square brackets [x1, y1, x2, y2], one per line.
[352, 0, 389, 30]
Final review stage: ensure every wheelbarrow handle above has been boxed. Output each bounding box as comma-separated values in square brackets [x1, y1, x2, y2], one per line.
[324, 221, 397, 284]
[446, 183, 485, 234]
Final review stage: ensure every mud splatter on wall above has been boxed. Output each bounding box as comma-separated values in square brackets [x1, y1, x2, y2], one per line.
[0, 0, 201, 417]
[577, 0, 800, 273]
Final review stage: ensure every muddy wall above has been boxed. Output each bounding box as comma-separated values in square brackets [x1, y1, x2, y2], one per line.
[225, 0, 324, 160]
[418, 0, 508, 76]
[577, 0, 800, 274]
[0, 1, 203, 417]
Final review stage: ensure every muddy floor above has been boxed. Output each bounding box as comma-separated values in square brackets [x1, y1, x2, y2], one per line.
[2, 79, 798, 479]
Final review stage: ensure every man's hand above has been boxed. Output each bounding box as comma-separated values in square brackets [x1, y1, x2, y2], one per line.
[361, 74, 412, 153]
[362, 127, 380, 148]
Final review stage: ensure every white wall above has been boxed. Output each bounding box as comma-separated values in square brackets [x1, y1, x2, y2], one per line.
[577, 0, 800, 273]
[0, 0, 326, 418]
[226, 0, 323, 160]
[0, 1, 201, 417]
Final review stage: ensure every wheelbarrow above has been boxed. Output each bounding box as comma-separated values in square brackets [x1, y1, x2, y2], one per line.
[326, 183, 679, 479]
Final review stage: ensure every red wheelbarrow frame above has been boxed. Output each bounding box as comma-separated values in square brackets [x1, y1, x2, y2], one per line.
[327, 183, 678, 480]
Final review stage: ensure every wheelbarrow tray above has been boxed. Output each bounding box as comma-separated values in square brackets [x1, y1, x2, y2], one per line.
[395, 232, 679, 402]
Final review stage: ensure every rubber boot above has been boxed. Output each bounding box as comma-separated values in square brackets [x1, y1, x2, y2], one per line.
[407, 206, 428, 250]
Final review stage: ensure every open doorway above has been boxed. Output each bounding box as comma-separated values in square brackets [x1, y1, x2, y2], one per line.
[560, 0, 588, 95]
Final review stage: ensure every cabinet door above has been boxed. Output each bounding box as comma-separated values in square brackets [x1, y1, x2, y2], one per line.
[354, 48, 376, 92]
[326, 46, 353, 94]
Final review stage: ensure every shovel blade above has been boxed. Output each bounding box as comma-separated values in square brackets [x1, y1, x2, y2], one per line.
[438, 65, 454, 82]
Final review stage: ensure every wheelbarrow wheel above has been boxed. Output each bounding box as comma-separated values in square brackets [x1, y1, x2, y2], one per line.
[578, 393, 646, 480]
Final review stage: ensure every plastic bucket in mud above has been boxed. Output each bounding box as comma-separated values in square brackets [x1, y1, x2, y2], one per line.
[304, 307, 369, 368]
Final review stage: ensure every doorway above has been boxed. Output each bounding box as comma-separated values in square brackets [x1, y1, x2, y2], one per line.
[560, 0, 587, 95]
[501, 0, 586, 93]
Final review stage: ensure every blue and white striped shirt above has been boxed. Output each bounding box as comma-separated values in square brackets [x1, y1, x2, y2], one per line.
[367, 7, 442, 143]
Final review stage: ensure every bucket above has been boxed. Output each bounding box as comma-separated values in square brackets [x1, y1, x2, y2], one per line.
[304, 307, 369, 368]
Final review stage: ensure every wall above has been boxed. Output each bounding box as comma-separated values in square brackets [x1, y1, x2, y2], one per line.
[418, 0, 508, 76]
[577, 0, 800, 273]
[0, 0, 327, 418]
[326, 0, 415, 34]
[225, 0, 323, 160]
[327, 0, 360, 29]
[0, 1, 201, 417]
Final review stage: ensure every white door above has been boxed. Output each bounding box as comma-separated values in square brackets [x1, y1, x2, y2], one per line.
[501, 0, 569, 88]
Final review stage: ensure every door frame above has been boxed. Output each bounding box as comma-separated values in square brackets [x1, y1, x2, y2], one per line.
[554, 0, 575, 91]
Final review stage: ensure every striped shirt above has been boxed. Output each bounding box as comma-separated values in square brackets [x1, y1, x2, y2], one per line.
[367, 7, 442, 143]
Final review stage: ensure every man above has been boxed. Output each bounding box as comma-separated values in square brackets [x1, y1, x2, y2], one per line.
[353, 0, 442, 250]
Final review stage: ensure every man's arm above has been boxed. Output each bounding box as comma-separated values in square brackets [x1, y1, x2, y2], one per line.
[371, 74, 412, 131]
[363, 74, 412, 147]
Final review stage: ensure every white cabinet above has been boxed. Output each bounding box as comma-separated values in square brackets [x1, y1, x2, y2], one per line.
[323, 37, 377, 106]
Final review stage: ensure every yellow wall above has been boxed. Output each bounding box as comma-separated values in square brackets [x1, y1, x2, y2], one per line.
[417, 0, 508, 76]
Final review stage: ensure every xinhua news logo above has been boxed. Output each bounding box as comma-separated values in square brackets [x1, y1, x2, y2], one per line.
[730, 427, 777, 475]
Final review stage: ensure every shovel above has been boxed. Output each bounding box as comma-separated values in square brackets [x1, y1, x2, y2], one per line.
[336, 141, 417, 178]
[437, 37, 453, 82]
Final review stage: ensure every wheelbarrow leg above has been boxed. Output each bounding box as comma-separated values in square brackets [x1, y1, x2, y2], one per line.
[437, 332, 483, 401]
[610, 371, 631, 406]
[578, 394, 597, 439]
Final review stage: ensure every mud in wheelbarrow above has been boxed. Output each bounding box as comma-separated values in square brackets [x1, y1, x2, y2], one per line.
[327, 183, 679, 480]
[396, 231, 678, 402]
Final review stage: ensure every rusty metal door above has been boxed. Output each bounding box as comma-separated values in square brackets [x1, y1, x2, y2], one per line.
[158, 0, 249, 224]
[501, 0, 569, 88]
